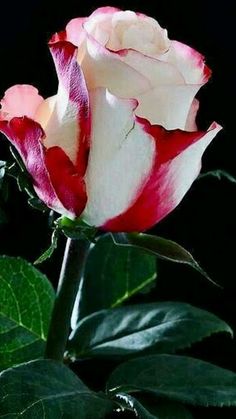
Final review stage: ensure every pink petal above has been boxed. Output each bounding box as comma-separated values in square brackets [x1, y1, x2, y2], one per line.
[0, 85, 44, 121]
[65, 18, 86, 46]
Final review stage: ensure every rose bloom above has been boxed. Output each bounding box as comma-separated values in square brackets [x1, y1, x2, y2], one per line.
[0, 7, 221, 232]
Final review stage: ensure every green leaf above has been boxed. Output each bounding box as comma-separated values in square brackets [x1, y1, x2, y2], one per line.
[7, 148, 46, 210]
[107, 354, 236, 407]
[73, 234, 157, 323]
[0, 257, 55, 370]
[34, 229, 59, 265]
[0, 359, 114, 418]
[28, 197, 48, 212]
[57, 216, 97, 241]
[9, 147, 25, 173]
[115, 393, 158, 418]
[17, 173, 34, 196]
[115, 393, 193, 418]
[198, 169, 236, 183]
[68, 302, 232, 360]
[113, 233, 217, 285]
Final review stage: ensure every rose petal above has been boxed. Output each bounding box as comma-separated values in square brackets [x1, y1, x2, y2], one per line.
[119, 49, 184, 86]
[90, 6, 121, 17]
[44, 146, 87, 216]
[166, 40, 211, 84]
[82, 89, 156, 227]
[0, 116, 87, 217]
[59, 8, 121, 48]
[0, 117, 64, 213]
[78, 32, 151, 97]
[136, 84, 200, 129]
[65, 18, 86, 46]
[103, 121, 222, 232]
[36, 40, 90, 174]
[185, 98, 199, 131]
[0, 85, 44, 121]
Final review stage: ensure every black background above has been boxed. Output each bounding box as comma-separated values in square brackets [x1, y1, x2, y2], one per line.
[0, 1, 236, 417]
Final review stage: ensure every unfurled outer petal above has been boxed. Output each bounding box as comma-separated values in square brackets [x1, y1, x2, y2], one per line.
[83, 88, 221, 231]
[40, 39, 90, 215]
[37, 39, 90, 174]
[82, 89, 156, 227]
[0, 40, 90, 218]
[165, 40, 211, 85]
[0, 117, 64, 212]
[0, 117, 87, 217]
[136, 84, 200, 130]
[103, 120, 222, 232]
[44, 146, 87, 216]
[0, 85, 44, 121]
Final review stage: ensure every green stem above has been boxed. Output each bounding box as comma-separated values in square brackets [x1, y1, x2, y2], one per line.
[45, 237, 90, 362]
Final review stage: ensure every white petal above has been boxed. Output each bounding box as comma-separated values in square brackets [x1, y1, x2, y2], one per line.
[120, 49, 184, 87]
[166, 123, 222, 208]
[79, 36, 151, 97]
[165, 40, 210, 84]
[136, 84, 200, 129]
[83, 89, 156, 226]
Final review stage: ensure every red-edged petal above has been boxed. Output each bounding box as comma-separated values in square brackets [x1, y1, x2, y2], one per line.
[51, 7, 121, 48]
[166, 40, 211, 85]
[0, 41, 90, 218]
[0, 117, 63, 212]
[103, 121, 222, 232]
[44, 146, 87, 216]
[50, 30, 68, 44]
[82, 89, 156, 228]
[0, 116, 87, 217]
[37, 40, 90, 176]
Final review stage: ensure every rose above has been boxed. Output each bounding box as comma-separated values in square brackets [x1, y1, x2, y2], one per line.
[0, 7, 221, 232]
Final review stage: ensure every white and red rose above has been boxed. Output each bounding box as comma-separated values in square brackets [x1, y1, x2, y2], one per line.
[0, 7, 221, 231]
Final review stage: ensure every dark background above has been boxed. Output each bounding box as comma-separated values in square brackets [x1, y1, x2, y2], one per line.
[0, 1, 235, 417]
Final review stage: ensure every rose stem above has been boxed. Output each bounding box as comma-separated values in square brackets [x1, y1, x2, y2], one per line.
[44, 237, 90, 362]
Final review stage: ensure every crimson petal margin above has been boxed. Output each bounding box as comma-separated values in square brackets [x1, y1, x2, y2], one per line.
[0, 117, 63, 212]
[0, 117, 88, 217]
[44, 146, 87, 216]
[46, 39, 90, 174]
[103, 120, 222, 232]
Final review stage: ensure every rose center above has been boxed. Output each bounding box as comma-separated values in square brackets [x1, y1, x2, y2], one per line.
[85, 11, 170, 58]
